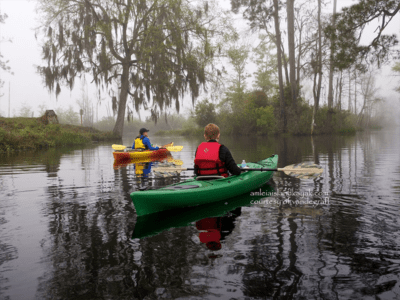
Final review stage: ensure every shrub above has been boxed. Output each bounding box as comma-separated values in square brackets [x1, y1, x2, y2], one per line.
[193, 99, 217, 127]
[256, 105, 277, 135]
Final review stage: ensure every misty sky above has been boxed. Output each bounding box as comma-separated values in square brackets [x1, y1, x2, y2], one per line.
[0, 0, 399, 121]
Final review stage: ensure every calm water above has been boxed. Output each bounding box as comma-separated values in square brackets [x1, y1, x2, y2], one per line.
[1, 129, 400, 299]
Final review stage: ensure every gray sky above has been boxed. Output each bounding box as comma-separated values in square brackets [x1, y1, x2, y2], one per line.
[0, 0, 399, 120]
[0, 0, 132, 120]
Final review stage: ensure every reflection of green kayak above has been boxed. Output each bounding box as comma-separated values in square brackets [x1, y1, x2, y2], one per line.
[132, 184, 275, 239]
[130, 154, 278, 216]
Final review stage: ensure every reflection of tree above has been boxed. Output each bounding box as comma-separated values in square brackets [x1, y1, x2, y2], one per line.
[133, 230, 203, 299]
[242, 216, 283, 298]
[0, 220, 18, 299]
[23, 131, 400, 299]
[240, 213, 304, 298]
[37, 187, 138, 299]
[238, 133, 399, 298]
[35, 145, 138, 298]
[37, 153, 190, 298]
[306, 133, 400, 298]
[0, 147, 69, 177]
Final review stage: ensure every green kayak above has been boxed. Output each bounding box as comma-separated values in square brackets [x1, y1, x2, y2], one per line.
[132, 184, 275, 239]
[130, 154, 278, 216]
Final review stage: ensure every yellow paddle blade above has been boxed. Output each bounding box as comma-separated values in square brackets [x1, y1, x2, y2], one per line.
[112, 144, 127, 151]
[166, 145, 183, 152]
[171, 159, 183, 165]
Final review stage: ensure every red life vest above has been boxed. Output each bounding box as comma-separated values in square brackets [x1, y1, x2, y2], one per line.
[194, 142, 229, 177]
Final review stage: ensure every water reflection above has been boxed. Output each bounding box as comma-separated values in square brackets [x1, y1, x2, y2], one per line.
[0, 130, 400, 299]
[132, 184, 275, 239]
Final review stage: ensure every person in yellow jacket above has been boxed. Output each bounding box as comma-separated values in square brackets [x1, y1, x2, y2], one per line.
[132, 128, 160, 150]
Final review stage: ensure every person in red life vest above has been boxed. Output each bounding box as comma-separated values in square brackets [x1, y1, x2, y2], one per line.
[194, 123, 242, 177]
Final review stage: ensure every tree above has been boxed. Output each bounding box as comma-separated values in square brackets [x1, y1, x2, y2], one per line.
[226, 44, 250, 92]
[76, 84, 94, 127]
[18, 102, 34, 117]
[252, 37, 277, 97]
[287, 0, 297, 108]
[193, 99, 216, 127]
[324, 0, 368, 130]
[57, 106, 80, 125]
[230, 0, 292, 132]
[0, 12, 12, 98]
[358, 70, 380, 127]
[272, 0, 286, 132]
[36, 0, 230, 137]
[330, 0, 400, 66]
[311, 0, 323, 135]
[392, 62, 400, 93]
[326, 0, 337, 131]
[220, 43, 251, 115]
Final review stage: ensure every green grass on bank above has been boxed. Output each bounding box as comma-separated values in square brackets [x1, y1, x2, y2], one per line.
[0, 117, 118, 152]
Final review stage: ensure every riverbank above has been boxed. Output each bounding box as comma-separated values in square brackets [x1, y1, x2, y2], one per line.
[0, 117, 118, 152]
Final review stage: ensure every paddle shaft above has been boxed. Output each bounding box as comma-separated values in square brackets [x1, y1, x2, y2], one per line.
[114, 143, 171, 149]
[120, 145, 168, 149]
[152, 165, 323, 176]
[156, 167, 278, 172]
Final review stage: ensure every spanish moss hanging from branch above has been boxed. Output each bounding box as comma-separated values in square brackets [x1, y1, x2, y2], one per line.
[36, 0, 235, 137]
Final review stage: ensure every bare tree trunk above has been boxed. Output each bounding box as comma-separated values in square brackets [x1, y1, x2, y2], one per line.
[296, 29, 302, 89]
[354, 71, 357, 115]
[287, 0, 297, 109]
[348, 69, 351, 112]
[357, 103, 365, 126]
[281, 44, 290, 85]
[335, 77, 339, 108]
[112, 64, 130, 138]
[311, 0, 323, 135]
[338, 71, 343, 110]
[327, 0, 337, 130]
[357, 72, 373, 127]
[273, 0, 286, 132]
[366, 103, 371, 128]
